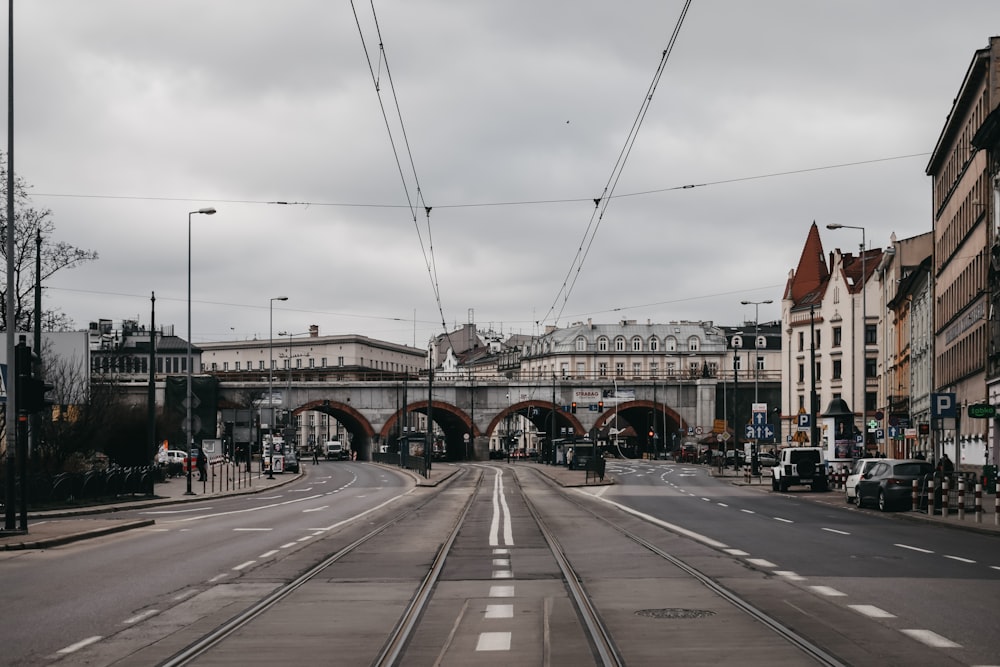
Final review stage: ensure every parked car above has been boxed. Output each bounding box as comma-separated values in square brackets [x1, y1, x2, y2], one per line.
[845, 458, 886, 504]
[856, 459, 934, 511]
[157, 449, 186, 465]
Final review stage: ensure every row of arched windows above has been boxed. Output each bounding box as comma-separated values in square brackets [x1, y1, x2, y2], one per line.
[575, 335, 701, 353]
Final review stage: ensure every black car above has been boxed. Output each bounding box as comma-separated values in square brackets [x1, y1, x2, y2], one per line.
[856, 459, 933, 511]
[284, 449, 300, 473]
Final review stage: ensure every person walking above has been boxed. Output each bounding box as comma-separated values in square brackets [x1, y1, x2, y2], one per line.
[312, 445, 320, 465]
[196, 448, 208, 482]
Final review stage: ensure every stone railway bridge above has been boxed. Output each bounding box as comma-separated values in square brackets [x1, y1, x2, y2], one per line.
[219, 377, 722, 460]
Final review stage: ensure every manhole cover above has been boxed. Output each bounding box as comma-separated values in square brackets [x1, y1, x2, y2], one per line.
[635, 608, 716, 619]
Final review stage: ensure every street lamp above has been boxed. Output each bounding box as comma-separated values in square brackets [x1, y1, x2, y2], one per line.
[185, 207, 216, 495]
[827, 223, 866, 446]
[267, 296, 288, 479]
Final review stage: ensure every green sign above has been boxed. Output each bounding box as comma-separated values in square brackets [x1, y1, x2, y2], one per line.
[967, 404, 997, 419]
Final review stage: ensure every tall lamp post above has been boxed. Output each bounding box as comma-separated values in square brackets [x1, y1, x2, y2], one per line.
[267, 296, 288, 479]
[185, 207, 216, 495]
[827, 223, 866, 445]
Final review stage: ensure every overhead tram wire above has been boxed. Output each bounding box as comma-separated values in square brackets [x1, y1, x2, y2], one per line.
[540, 0, 693, 329]
[352, 1, 452, 342]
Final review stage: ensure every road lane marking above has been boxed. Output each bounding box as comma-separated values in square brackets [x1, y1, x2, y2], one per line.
[747, 558, 776, 568]
[485, 604, 514, 619]
[140, 507, 212, 514]
[492, 570, 513, 579]
[895, 543, 934, 554]
[773, 517, 793, 523]
[280, 542, 297, 549]
[585, 492, 729, 549]
[123, 610, 159, 625]
[944, 555, 976, 564]
[476, 632, 511, 651]
[724, 549, 749, 556]
[849, 605, 895, 618]
[717, 502, 729, 507]
[233, 560, 256, 570]
[208, 573, 229, 583]
[810, 585, 846, 597]
[173, 590, 197, 602]
[822, 528, 851, 535]
[233, 527, 272, 531]
[259, 550, 279, 558]
[56, 636, 102, 654]
[492, 559, 510, 568]
[900, 629, 961, 648]
[774, 571, 805, 581]
[303, 506, 329, 513]
[490, 585, 514, 597]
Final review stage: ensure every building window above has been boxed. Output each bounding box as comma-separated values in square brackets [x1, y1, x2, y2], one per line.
[815, 361, 821, 381]
[575, 336, 587, 352]
[865, 391, 877, 413]
[309, 358, 315, 368]
[223, 361, 228, 371]
[665, 336, 677, 352]
[833, 326, 842, 347]
[650, 361, 658, 377]
[321, 357, 327, 367]
[755, 356, 764, 372]
[598, 337, 609, 352]
[815, 330, 821, 348]
[296, 358, 302, 369]
[338, 356, 345, 366]
[235, 361, 241, 371]
[632, 362, 641, 377]
[707, 361, 718, 376]
[259, 360, 265, 370]
[560, 363, 568, 377]
[615, 337, 626, 352]
[865, 357, 876, 378]
[649, 337, 659, 352]
[832, 359, 842, 379]
[666, 361, 676, 375]
[615, 362, 624, 376]
[798, 331, 804, 352]
[687, 336, 700, 352]
[797, 363, 804, 382]
[576, 362, 585, 377]
[689, 361, 700, 376]
[599, 362, 608, 376]
[631, 337, 642, 352]
[865, 323, 877, 345]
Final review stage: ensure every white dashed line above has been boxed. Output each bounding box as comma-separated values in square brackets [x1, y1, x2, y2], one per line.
[280, 542, 297, 549]
[944, 555, 976, 564]
[774, 570, 805, 581]
[746, 558, 776, 568]
[724, 548, 749, 556]
[122, 609, 159, 625]
[717, 502, 729, 507]
[492, 571, 513, 579]
[849, 605, 895, 618]
[233, 527, 272, 532]
[259, 550, 279, 558]
[208, 573, 229, 583]
[173, 590, 197, 602]
[233, 560, 256, 571]
[809, 585, 846, 597]
[303, 506, 329, 512]
[822, 528, 851, 535]
[900, 629, 961, 648]
[57, 636, 102, 654]
[895, 543, 934, 554]
[740, 509, 756, 514]
[476, 632, 511, 651]
[490, 585, 514, 597]
[773, 517, 793, 523]
[492, 559, 509, 567]
[485, 604, 514, 619]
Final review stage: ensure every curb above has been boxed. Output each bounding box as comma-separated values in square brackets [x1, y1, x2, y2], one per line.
[1, 519, 156, 551]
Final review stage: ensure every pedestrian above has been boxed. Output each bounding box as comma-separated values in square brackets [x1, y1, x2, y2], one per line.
[312, 445, 319, 464]
[940, 453, 954, 473]
[196, 448, 207, 481]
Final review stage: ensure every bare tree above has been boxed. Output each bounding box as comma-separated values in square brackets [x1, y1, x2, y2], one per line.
[0, 152, 98, 332]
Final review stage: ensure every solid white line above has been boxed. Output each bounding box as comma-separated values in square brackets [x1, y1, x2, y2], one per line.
[296, 535, 312, 542]
[489, 470, 501, 547]
[233, 527, 272, 532]
[822, 528, 851, 535]
[57, 636, 102, 654]
[259, 550, 279, 558]
[585, 492, 729, 549]
[810, 585, 846, 597]
[476, 632, 511, 651]
[944, 555, 976, 564]
[140, 507, 210, 515]
[900, 629, 961, 648]
[498, 471, 514, 546]
[233, 560, 256, 571]
[895, 543, 934, 554]
[849, 605, 895, 618]
[123, 609, 159, 625]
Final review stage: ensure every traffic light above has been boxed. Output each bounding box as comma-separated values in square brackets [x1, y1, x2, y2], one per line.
[571, 402, 577, 413]
[648, 428, 655, 439]
[13, 339, 55, 415]
[598, 400, 604, 410]
[25, 377, 55, 415]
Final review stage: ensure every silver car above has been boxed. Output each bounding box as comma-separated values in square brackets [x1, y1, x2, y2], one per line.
[845, 458, 888, 504]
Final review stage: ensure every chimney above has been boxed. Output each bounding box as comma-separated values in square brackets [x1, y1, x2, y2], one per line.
[309, 325, 319, 337]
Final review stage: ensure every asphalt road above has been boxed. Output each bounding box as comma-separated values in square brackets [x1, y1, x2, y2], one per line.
[597, 459, 1000, 666]
[0, 462, 413, 665]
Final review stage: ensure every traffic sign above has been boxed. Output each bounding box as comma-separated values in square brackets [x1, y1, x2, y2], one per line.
[876, 428, 884, 441]
[752, 411, 768, 426]
[745, 423, 775, 441]
[797, 413, 811, 431]
[867, 419, 878, 431]
[931, 393, 957, 417]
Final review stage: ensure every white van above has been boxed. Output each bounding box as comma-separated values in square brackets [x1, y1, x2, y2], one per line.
[324, 440, 347, 460]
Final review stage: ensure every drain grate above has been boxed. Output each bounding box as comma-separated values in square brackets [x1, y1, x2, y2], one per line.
[635, 608, 716, 619]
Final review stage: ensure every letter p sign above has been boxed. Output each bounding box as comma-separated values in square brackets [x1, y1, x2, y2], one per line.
[932, 393, 956, 418]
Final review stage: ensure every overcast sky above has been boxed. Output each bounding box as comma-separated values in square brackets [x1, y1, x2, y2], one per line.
[4, 1, 1000, 349]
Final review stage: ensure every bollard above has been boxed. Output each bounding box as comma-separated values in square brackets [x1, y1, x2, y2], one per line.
[996, 481, 1000, 526]
[928, 477, 936, 515]
[975, 483, 983, 524]
[942, 476, 950, 518]
[958, 478, 965, 521]
[912, 479, 918, 511]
